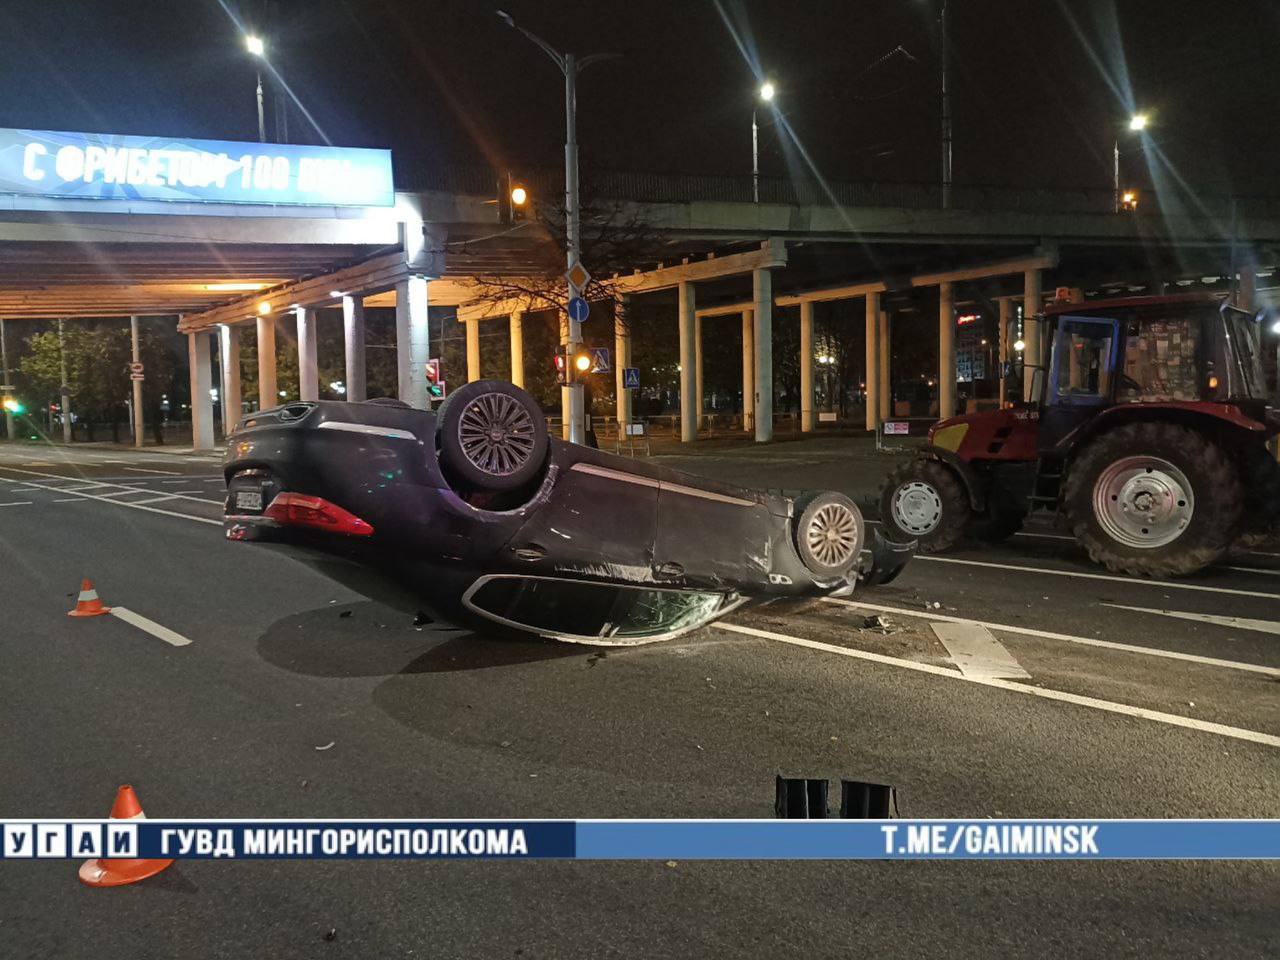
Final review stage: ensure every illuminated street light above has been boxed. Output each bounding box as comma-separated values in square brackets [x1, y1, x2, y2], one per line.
[1115, 111, 1149, 212]
[759, 81, 775, 102]
[245, 35, 267, 142]
[257, 301, 272, 315]
[752, 80, 776, 203]
[245, 35, 265, 56]
[1013, 339, 1026, 352]
[1128, 113, 1149, 132]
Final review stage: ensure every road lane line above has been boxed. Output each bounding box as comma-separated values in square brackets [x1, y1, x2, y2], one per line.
[822, 597, 1280, 677]
[52, 498, 84, 503]
[1226, 566, 1280, 577]
[123, 466, 183, 476]
[930, 622, 1031, 680]
[914, 555, 1280, 600]
[0, 475, 220, 526]
[1101, 603, 1280, 637]
[128, 494, 179, 506]
[716, 622, 1280, 749]
[109, 607, 193, 647]
[0, 501, 33, 507]
[0, 467, 222, 505]
[8, 488, 41, 493]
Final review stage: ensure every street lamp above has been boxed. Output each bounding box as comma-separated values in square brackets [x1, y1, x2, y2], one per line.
[1114, 112, 1148, 212]
[495, 9, 616, 445]
[752, 81, 775, 203]
[246, 35, 266, 142]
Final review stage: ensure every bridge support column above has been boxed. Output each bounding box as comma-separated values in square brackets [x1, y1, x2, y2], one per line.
[256, 314, 277, 409]
[297, 307, 318, 402]
[865, 293, 881, 431]
[695, 314, 704, 430]
[614, 297, 631, 427]
[753, 268, 773, 443]
[938, 282, 955, 418]
[466, 319, 481, 382]
[188, 330, 215, 451]
[343, 295, 367, 402]
[879, 309, 891, 421]
[678, 281, 698, 442]
[1238, 263, 1257, 311]
[741, 309, 754, 432]
[800, 301, 815, 432]
[1023, 268, 1042, 402]
[219, 324, 241, 434]
[998, 298, 1012, 406]
[509, 311, 525, 388]
[395, 276, 430, 408]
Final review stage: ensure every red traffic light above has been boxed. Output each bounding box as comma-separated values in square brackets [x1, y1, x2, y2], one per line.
[425, 359, 442, 384]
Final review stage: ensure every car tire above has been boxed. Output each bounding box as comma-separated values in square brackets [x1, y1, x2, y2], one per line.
[1236, 442, 1280, 548]
[879, 459, 969, 552]
[1063, 422, 1242, 578]
[793, 491, 865, 579]
[436, 380, 548, 491]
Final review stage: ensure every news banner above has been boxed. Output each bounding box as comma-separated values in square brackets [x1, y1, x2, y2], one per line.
[4, 820, 1279, 861]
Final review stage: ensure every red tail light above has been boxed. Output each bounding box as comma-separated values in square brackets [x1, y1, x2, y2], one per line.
[263, 493, 374, 536]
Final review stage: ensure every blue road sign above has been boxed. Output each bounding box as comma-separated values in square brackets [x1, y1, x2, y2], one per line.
[623, 366, 640, 389]
[590, 347, 611, 373]
[567, 296, 590, 323]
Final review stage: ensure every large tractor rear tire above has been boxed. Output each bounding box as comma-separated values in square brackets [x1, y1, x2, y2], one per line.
[879, 458, 970, 553]
[1063, 422, 1242, 578]
[1237, 443, 1280, 549]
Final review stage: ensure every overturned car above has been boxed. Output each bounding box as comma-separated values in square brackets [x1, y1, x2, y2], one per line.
[223, 380, 913, 644]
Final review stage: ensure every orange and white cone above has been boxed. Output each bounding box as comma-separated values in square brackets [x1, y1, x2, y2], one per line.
[78, 785, 174, 887]
[67, 579, 111, 618]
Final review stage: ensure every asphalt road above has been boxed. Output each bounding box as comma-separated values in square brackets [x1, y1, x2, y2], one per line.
[0, 440, 1277, 959]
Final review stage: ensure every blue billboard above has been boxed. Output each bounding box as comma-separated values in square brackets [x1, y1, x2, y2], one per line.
[0, 128, 394, 207]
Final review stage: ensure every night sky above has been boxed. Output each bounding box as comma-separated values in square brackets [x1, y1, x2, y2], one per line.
[0, 0, 1276, 196]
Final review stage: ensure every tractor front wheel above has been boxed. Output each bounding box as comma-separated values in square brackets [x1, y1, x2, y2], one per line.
[1063, 423, 1242, 578]
[879, 458, 970, 552]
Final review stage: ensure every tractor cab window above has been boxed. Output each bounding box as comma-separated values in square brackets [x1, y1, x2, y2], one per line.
[1049, 317, 1118, 404]
[1118, 313, 1199, 401]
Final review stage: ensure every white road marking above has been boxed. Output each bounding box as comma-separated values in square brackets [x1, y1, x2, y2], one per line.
[0, 501, 33, 507]
[1226, 566, 1280, 577]
[915, 555, 1280, 600]
[0, 475, 220, 526]
[128, 494, 179, 506]
[123, 466, 183, 476]
[930, 622, 1031, 680]
[8, 488, 41, 493]
[0, 467, 221, 505]
[823, 597, 1280, 678]
[1101, 603, 1280, 637]
[20, 462, 56, 466]
[717, 622, 1280, 749]
[1013, 530, 1076, 542]
[109, 607, 193, 647]
[52, 498, 84, 503]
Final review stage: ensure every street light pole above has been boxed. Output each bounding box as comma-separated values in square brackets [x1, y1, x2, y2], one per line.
[256, 70, 266, 143]
[753, 81, 775, 204]
[496, 10, 614, 445]
[246, 35, 267, 142]
[940, 0, 952, 209]
[1116, 113, 1148, 213]
[57, 318, 71, 444]
[0, 318, 12, 440]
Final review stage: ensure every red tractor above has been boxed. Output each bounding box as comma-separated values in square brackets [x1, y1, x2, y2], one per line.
[879, 294, 1280, 577]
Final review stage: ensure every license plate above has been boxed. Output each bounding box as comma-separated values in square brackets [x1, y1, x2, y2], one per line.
[234, 490, 263, 512]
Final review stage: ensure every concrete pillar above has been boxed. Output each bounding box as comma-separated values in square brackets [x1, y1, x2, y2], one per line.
[462, 319, 480, 382]
[753, 268, 773, 442]
[395, 276, 430, 407]
[256, 313, 278, 409]
[219, 323, 241, 434]
[938, 281, 956, 418]
[1023, 268, 1042, 402]
[741, 309, 754, 432]
[998, 298, 1013, 406]
[509, 311, 525, 388]
[188, 331, 215, 451]
[1238, 263, 1258, 312]
[800, 301, 815, 432]
[342, 296, 367, 402]
[864, 294, 881, 431]
[614, 298, 631, 427]
[129, 316, 145, 448]
[677, 281, 697, 442]
[694, 314, 704, 428]
[296, 307, 318, 402]
[878, 309, 891, 420]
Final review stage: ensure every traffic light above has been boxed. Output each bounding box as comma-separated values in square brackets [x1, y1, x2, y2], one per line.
[425, 358, 445, 399]
[573, 351, 592, 373]
[498, 172, 530, 223]
[1, 397, 23, 415]
[553, 353, 566, 386]
[510, 182, 529, 221]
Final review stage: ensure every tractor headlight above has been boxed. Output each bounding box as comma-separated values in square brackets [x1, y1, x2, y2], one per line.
[931, 423, 970, 453]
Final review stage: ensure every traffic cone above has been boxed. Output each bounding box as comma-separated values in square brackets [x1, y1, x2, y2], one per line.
[78, 785, 173, 887]
[67, 579, 111, 618]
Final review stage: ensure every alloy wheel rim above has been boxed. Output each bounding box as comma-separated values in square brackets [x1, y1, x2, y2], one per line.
[456, 393, 536, 476]
[1092, 455, 1194, 549]
[892, 481, 943, 536]
[806, 502, 861, 568]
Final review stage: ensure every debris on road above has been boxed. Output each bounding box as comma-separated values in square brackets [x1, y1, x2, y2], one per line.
[315, 741, 335, 751]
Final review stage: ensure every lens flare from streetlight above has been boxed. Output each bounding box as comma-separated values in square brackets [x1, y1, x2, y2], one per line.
[1128, 113, 1148, 131]
[759, 81, 775, 102]
[246, 35, 265, 56]
[1013, 339, 1026, 352]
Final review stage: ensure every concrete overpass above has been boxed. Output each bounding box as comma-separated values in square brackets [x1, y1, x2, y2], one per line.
[4, 142, 1278, 448]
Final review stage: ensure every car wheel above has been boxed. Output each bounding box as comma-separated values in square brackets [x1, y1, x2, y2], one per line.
[1063, 422, 1242, 577]
[879, 459, 968, 552]
[436, 380, 548, 491]
[793, 492, 864, 579]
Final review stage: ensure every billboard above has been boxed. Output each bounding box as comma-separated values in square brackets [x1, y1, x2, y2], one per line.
[0, 127, 394, 207]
